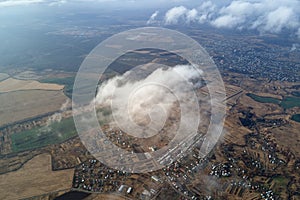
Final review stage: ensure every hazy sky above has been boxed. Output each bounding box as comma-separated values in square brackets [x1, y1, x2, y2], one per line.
[0, 0, 235, 10]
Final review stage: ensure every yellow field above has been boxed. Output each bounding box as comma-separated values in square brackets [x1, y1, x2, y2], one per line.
[0, 78, 64, 93]
[256, 92, 283, 100]
[0, 154, 74, 200]
[0, 73, 9, 81]
[0, 90, 68, 126]
[271, 121, 300, 157]
[86, 194, 126, 200]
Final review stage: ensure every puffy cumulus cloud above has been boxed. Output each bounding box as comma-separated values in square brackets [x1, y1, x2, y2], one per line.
[164, 6, 188, 24]
[147, 11, 159, 25]
[197, 0, 217, 23]
[211, 1, 256, 28]
[186, 9, 198, 23]
[214, 1, 299, 33]
[95, 65, 202, 138]
[161, 2, 217, 25]
[96, 65, 202, 105]
[258, 7, 298, 33]
[164, 6, 205, 25]
[160, 0, 300, 37]
[211, 15, 242, 28]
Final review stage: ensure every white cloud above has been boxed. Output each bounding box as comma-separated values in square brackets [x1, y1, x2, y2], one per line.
[95, 64, 202, 138]
[48, 0, 66, 6]
[219, 1, 256, 17]
[161, 0, 300, 38]
[211, 15, 242, 28]
[186, 9, 198, 23]
[0, 0, 45, 7]
[196, 1, 217, 23]
[0, 0, 71, 7]
[147, 11, 159, 25]
[217, 1, 299, 33]
[164, 6, 202, 25]
[164, 6, 188, 24]
[290, 43, 299, 51]
[263, 7, 297, 33]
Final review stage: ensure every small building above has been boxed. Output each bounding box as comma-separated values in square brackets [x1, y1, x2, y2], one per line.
[151, 175, 160, 182]
[118, 185, 125, 193]
[127, 187, 132, 194]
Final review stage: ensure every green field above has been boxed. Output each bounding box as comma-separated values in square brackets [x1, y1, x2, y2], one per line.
[40, 76, 75, 99]
[246, 93, 300, 109]
[280, 97, 300, 109]
[291, 114, 300, 123]
[246, 93, 281, 104]
[272, 176, 289, 195]
[11, 117, 77, 153]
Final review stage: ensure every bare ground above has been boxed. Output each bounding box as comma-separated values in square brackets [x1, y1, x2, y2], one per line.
[0, 153, 74, 200]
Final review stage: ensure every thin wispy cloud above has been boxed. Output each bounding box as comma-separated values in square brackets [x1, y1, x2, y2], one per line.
[0, 0, 170, 8]
[0, 0, 70, 7]
[48, 0, 66, 6]
[147, 11, 159, 25]
[0, 0, 45, 7]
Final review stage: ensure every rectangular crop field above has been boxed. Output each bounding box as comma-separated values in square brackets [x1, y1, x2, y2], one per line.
[11, 117, 77, 152]
[0, 90, 68, 127]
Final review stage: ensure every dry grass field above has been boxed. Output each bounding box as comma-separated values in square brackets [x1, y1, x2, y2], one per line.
[271, 121, 300, 157]
[13, 70, 43, 80]
[0, 73, 9, 81]
[86, 194, 126, 200]
[0, 153, 74, 200]
[255, 92, 283, 100]
[238, 94, 283, 117]
[0, 78, 64, 93]
[0, 90, 68, 126]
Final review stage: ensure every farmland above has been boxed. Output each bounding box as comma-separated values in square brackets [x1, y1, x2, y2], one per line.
[40, 76, 75, 98]
[0, 90, 68, 127]
[0, 73, 9, 82]
[246, 93, 300, 109]
[0, 154, 74, 200]
[0, 78, 64, 93]
[246, 93, 281, 104]
[11, 117, 77, 153]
